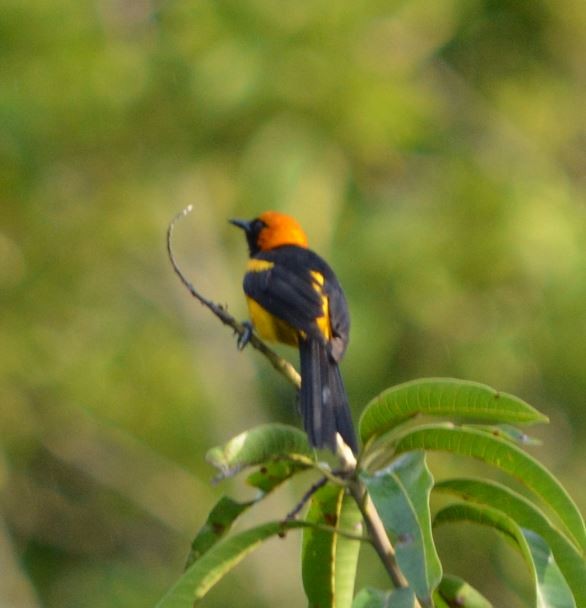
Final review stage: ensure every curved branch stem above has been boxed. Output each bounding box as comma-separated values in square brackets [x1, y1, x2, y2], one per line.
[167, 205, 300, 389]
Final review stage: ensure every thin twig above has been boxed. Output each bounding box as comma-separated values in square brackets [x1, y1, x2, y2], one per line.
[286, 476, 329, 520]
[167, 205, 301, 388]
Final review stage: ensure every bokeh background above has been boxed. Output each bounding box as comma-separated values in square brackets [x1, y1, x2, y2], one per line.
[1, 0, 585, 606]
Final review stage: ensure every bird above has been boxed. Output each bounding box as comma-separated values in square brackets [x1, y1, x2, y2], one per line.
[230, 210, 358, 454]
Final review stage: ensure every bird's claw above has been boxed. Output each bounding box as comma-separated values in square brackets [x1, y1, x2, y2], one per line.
[237, 321, 253, 350]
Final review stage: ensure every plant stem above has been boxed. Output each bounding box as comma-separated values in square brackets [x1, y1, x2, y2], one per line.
[348, 477, 424, 608]
[347, 478, 406, 588]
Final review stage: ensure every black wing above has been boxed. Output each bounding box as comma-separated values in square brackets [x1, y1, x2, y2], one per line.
[243, 246, 350, 357]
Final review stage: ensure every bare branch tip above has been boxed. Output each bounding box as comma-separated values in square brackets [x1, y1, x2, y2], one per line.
[169, 205, 193, 232]
[165, 204, 302, 390]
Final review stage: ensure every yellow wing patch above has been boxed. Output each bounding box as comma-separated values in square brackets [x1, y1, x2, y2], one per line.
[244, 264, 331, 344]
[310, 271, 331, 340]
[247, 259, 275, 273]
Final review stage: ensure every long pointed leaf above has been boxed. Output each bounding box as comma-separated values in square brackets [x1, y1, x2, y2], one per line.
[359, 378, 547, 444]
[246, 459, 308, 492]
[361, 451, 442, 604]
[394, 425, 586, 552]
[186, 496, 255, 568]
[156, 520, 305, 608]
[353, 587, 416, 608]
[525, 530, 577, 608]
[434, 504, 576, 608]
[433, 593, 451, 608]
[434, 478, 586, 605]
[435, 574, 493, 608]
[186, 460, 305, 568]
[206, 423, 312, 478]
[302, 483, 363, 608]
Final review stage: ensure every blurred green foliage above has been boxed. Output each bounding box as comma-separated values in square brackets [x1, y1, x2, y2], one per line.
[1, 0, 585, 606]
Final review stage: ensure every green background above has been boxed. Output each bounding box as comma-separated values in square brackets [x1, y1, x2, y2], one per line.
[1, 0, 585, 606]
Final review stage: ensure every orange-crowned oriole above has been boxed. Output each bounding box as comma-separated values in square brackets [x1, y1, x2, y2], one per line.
[230, 211, 357, 454]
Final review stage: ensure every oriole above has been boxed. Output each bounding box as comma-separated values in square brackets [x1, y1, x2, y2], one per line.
[230, 211, 357, 454]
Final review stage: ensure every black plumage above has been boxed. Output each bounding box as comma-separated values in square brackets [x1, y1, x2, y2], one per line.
[242, 245, 357, 453]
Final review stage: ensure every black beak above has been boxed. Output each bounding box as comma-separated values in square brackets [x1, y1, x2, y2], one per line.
[229, 218, 252, 233]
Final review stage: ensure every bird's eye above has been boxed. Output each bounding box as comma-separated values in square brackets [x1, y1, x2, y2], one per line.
[252, 219, 267, 234]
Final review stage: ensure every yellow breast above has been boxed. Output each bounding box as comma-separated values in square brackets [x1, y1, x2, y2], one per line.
[246, 297, 299, 346]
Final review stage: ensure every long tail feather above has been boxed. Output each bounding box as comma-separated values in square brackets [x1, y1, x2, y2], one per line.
[299, 338, 357, 453]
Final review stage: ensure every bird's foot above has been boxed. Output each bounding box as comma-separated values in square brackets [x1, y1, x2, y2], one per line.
[237, 321, 253, 350]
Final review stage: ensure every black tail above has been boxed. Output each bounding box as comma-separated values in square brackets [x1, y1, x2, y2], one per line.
[298, 338, 358, 454]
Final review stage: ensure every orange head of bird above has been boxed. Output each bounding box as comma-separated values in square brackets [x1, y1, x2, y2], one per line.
[230, 211, 309, 255]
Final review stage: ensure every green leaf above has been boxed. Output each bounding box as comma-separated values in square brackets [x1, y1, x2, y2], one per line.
[353, 587, 416, 608]
[434, 504, 576, 608]
[185, 496, 254, 568]
[246, 459, 308, 492]
[525, 530, 577, 608]
[361, 451, 442, 604]
[186, 459, 304, 568]
[435, 478, 586, 605]
[464, 424, 541, 446]
[433, 593, 451, 608]
[206, 423, 313, 478]
[394, 425, 586, 552]
[359, 378, 547, 445]
[156, 520, 305, 608]
[435, 574, 493, 607]
[302, 483, 363, 608]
